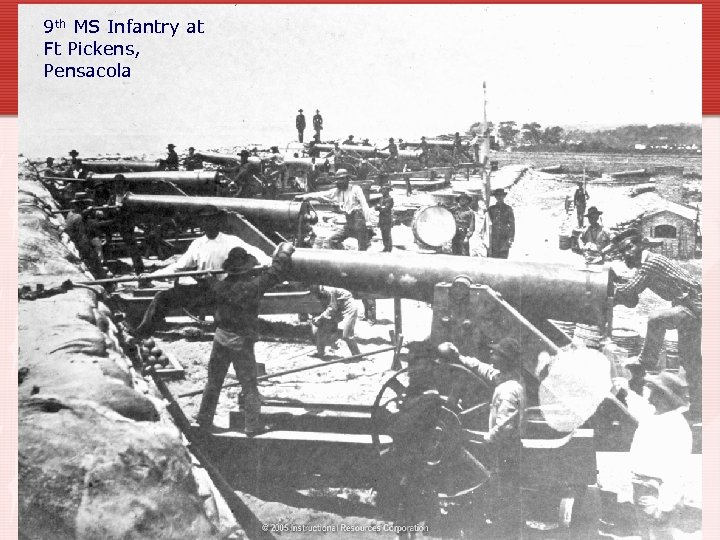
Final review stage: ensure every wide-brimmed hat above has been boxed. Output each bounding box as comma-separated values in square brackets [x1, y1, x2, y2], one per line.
[645, 370, 689, 409]
[223, 247, 259, 271]
[196, 205, 223, 218]
[298, 109, 303, 113]
[380, 184, 393, 192]
[490, 338, 522, 363]
[491, 188, 507, 197]
[612, 228, 643, 249]
[456, 191, 472, 201]
[335, 169, 350, 178]
[167, 144, 175, 149]
[69, 149, 79, 156]
[585, 206, 603, 217]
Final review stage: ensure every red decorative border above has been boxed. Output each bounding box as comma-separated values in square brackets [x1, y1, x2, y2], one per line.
[0, 1, 718, 116]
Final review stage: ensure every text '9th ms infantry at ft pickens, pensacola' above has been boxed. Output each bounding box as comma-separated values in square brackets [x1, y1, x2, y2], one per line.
[42, 18, 205, 78]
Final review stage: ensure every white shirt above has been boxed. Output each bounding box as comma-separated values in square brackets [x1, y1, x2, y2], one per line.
[627, 392, 692, 511]
[153, 232, 270, 277]
[319, 185, 371, 221]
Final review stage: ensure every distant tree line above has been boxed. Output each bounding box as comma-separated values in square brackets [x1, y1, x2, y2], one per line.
[466, 121, 701, 154]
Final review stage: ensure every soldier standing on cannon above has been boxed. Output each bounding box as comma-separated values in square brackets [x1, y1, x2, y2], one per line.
[196, 243, 294, 436]
[131, 206, 268, 337]
[68, 149, 80, 166]
[488, 188, 515, 259]
[611, 228, 702, 417]
[296, 109, 306, 143]
[451, 192, 475, 256]
[313, 109, 323, 140]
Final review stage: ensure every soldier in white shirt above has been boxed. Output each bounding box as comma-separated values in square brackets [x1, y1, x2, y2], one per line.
[612, 370, 692, 540]
[302, 169, 371, 250]
[132, 205, 269, 337]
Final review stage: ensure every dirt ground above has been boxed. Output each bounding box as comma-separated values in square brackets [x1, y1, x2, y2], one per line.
[129, 157, 701, 539]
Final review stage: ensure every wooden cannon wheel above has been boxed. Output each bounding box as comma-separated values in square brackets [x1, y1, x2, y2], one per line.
[370, 362, 495, 517]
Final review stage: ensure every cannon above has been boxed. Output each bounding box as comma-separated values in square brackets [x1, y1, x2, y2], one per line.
[88, 171, 222, 197]
[83, 160, 161, 173]
[258, 248, 615, 529]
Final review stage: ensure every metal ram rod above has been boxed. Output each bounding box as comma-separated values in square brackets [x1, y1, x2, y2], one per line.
[289, 248, 613, 326]
[122, 193, 313, 227]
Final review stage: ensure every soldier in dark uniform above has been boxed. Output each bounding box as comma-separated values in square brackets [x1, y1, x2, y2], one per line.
[376, 184, 394, 252]
[488, 188, 515, 259]
[419, 136, 430, 167]
[343, 135, 356, 145]
[296, 109, 306, 143]
[573, 181, 589, 228]
[68, 149, 80, 166]
[183, 147, 203, 171]
[313, 109, 323, 140]
[162, 144, 179, 171]
[451, 192, 475, 256]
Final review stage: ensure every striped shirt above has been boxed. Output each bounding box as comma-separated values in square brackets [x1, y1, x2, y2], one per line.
[615, 251, 701, 314]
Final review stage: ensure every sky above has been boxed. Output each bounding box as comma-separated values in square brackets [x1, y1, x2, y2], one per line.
[19, 4, 701, 158]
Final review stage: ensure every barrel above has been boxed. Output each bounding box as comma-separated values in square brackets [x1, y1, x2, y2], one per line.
[412, 205, 457, 249]
[550, 320, 576, 337]
[611, 327, 642, 357]
[574, 324, 604, 349]
[289, 248, 614, 326]
[559, 234, 572, 250]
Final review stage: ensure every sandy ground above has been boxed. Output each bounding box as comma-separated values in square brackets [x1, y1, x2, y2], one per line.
[132, 162, 701, 539]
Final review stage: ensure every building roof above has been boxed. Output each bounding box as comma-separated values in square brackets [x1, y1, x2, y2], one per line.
[609, 192, 699, 229]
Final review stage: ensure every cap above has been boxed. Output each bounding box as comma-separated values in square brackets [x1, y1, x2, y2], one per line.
[222, 247, 258, 271]
[612, 228, 643, 248]
[490, 337, 522, 362]
[188, 146, 195, 151]
[645, 370, 689, 409]
[585, 206, 603, 217]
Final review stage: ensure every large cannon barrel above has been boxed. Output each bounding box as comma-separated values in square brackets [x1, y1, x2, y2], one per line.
[83, 160, 160, 173]
[122, 193, 311, 226]
[90, 171, 219, 185]
[289, 249, 613, 326]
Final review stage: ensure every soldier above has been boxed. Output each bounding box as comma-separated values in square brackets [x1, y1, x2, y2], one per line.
[132, 206, 268, 337]
[309, 285, 361, 357]
[488, 188, 515, 259]
[440, 338, 526, 537]
[162, 144, 179, 171]
[376, 184, 394, 252]
[611, 228, 702, 416]
[452, 132, 467, 163]
[68, 149, 80, 166]
[573, 181, 589, 228]
[611, 371, 692, 540]
[183, 146, 203, 171]
[62, 198, 108, 277]
[451, 192, 475, 256]
[418, 136, 430, 167]
[65, 158, 88, 179]
[343, 135, 356, 145]
[313, 109, 323, 139]
[196, 244, 294, 436]
[296, 109, 306, 143]
[577, 206, 611, 263]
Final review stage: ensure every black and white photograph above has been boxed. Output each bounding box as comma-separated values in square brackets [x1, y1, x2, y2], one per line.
[18, 4, 702, 539]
